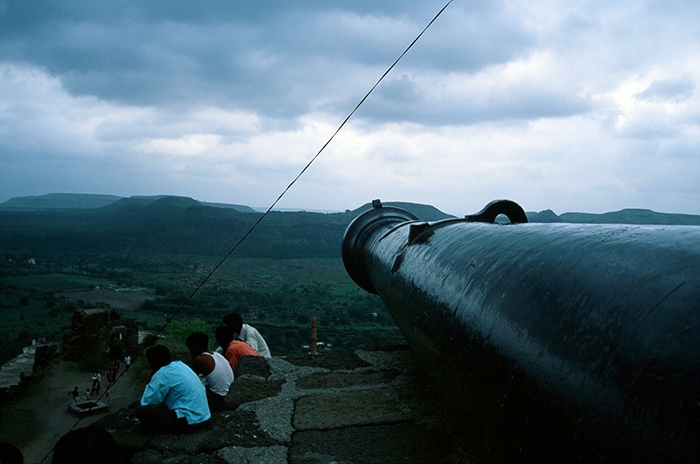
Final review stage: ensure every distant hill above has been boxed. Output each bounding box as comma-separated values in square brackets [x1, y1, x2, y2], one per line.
[0, 193, 122, 210]
[102, 195, 203, 211]
[525, 209, 562, 223]
[252, 207, 341, 213]
[0, 195, 458, 260]
[351, 201, 455, 221]
[352, 203, 700, 225]
[0, 193, 255, 213]
[2, 193, 699, 256]
[0, 196, 337, 259]
[526, 208, 700, 226]
[201, 201, 257, 212]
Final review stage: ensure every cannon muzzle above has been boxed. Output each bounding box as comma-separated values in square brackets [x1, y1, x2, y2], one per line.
[342, 199, 699, 461]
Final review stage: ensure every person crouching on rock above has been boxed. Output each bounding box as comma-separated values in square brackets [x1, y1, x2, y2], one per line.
[134, 344, 210, 433]
[215, 325, 259, 374]
[185, 331, 233, 410]
[222, 312, 272, 358]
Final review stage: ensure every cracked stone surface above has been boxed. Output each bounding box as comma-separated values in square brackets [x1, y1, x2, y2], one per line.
[293, 384, 421, 430]
[217, 445, 288, 463]
[295, 370, 400, 390]
[87, 347, 476, 463]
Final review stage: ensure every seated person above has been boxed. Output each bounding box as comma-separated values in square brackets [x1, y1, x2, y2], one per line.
[134, 345, 210, 433]
[185, 332, 234, 409]
[222, 312, 271, 358]
[215, 325, 259, 373]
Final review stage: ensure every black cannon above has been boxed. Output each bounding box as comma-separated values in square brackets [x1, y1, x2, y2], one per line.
[342, 199, 699, 462]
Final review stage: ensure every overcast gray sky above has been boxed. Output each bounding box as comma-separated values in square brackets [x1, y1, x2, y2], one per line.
[1, 1, 698, 215]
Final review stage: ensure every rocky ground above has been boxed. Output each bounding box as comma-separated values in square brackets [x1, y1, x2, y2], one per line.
[5, 345, 687, 463]
[65, 347, 479, 463]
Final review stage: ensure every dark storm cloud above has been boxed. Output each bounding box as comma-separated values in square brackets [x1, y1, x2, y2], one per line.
[1, 1, 698, 215]
[352, 71, 592, 127]
[0, 0, 534, 123]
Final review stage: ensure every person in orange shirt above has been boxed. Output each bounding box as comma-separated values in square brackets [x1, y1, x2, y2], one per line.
[214, 325, 259, 373]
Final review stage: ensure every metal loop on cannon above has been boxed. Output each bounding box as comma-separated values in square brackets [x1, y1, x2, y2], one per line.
[465, 199, 528, 224]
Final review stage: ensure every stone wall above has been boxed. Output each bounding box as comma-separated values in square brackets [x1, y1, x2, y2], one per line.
[63, 308, 138, 361]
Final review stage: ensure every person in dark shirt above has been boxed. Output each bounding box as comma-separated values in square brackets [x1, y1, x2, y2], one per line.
[222, 312, 271, 358]
[215, 325, 259, 373]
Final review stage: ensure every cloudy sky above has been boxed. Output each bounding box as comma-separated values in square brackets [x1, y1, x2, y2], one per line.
[0, 1, 698, 216]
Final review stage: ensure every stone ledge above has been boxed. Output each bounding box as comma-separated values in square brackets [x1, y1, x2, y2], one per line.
[89, 347, 475, 463]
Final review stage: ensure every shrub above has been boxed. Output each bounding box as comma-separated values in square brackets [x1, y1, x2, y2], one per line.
[165, 318, 210, 343]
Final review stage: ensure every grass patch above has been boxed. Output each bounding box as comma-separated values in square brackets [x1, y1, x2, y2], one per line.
[0, 273, 114, 292]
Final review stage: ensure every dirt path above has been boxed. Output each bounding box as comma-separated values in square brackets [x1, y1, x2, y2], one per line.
[1, 360, 140, 464]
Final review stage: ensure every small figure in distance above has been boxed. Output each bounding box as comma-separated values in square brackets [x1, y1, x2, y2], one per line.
[124, 354, 131, 371]
[215, 325, 259, 373]
[133, 345, 210, 433]
[222, 312, 271, 358]
[185, 332, 234, 410]
[70, 386, 80, 403]
[108, 360, 120, 385]
[91, 372, 101, 395]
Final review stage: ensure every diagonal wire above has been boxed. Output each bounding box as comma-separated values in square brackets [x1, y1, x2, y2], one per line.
[40, 1, 452, 461]
[151, 0, 452, 344]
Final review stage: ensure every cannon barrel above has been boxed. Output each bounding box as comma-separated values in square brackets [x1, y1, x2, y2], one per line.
[342, 199, 699, 461]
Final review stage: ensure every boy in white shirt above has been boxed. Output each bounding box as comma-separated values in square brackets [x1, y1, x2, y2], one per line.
[222, 312, 271, 358]
[186, 332, 234, 410]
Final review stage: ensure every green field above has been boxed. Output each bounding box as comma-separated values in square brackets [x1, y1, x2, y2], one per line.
[0, 256, 402, 365]
[0, 285, 72, 362]
[0, 202, 410, 364]
[1, 273, 114, 292]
